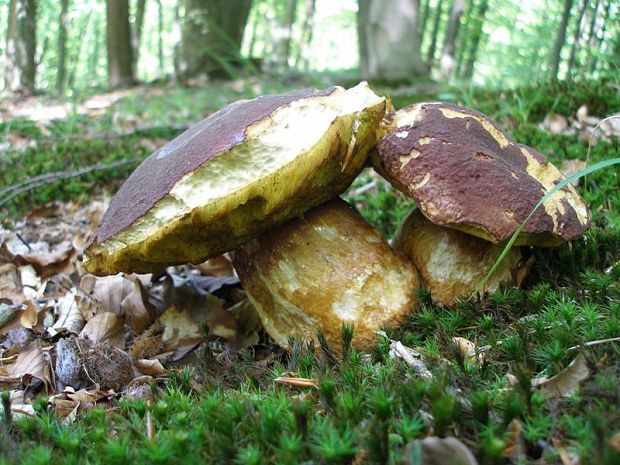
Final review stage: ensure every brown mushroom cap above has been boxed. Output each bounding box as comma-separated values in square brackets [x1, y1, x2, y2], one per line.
[232, 198, 420, 352]
[392, 207, 522, 307]
[372, 102, 590, 246]
[84, 83, 386, 275]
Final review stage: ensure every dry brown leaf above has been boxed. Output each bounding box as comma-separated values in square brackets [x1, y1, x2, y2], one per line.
[193, 254, 235, 277]
[19, 265, 46, 300]
[503, 419, 526, 461]
[159, 304, 205, 361]
[533, 353, 590, 398]
[452, 337, 483, 365]
[51, 291, 85, 335]
[0, 263, 26, 303]
[14, 241, 75, 278]
[79, 312, 125, 348]
[12, 340, 50, 386]
[403, 436, 478, 465]
[274, 376, 318, 388]
[541, 113, 569, 135]
[80, 274, 155, 332]
[560, 159, 587, 186]
[134, 359, 165, 376]
[19, 300, 49, 331]
[384, 335, 432, 379]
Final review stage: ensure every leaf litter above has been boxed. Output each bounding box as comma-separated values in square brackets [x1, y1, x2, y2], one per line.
[0, 196, 261, 417]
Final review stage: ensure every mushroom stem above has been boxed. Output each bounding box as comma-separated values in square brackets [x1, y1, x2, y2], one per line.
[231, 198, 420, 352]
[392, 208, 523, 307]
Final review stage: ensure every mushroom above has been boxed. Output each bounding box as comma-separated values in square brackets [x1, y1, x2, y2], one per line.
[231, 197, 419, 351]
[83, 82, 387, 275]
[391, 207, 522, 307]
[372, 102, 590, 305]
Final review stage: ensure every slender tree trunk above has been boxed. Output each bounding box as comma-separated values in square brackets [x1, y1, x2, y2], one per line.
[418, 0, 430, 46]
[68, 12, 92, 89]
[5, 0, 37, 93]
[550, 0, 573, 80]
[156, 0, 164, 76]
[463, 0, 487, 80]
[89, 18, 102, 84]
[358, 0, 370, 75]
[283, 0, 298, 67]
[173, 0, 181, 78]
[439, 0, 466, 79]
[247, 6, 260, 58]
[131, 0, 147, 71]
[57, 0, 69, 93]
[294, 0, 316, 69]
[180, 0, 252, 79]
[358, 0, 426, 79]
[427, 0, 444, 68]
[107, 0, 135, 88]
[567, 0, 588, 76]
[454, 0, 474, 78]
[589, 0, 610, 74]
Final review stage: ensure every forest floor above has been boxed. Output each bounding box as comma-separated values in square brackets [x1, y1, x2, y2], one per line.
[0, 75, 619, 464]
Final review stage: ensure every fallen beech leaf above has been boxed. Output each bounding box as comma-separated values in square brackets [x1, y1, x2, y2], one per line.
[134, 359, 165, 376]
[503, 419, 526, 461]
[533, 353, 590, 398]
[0, 303, 18, 328]
[159, 304, 206, 361]
[193, 254, 235, 277]
[79, 312, 125, 348]
[81, 274, 155, 332]
[274, 376, 318, 388]
[452, 337, 482, 365]
[0, 263, 26, 303]
[576, 105, 601, 127]
[52, 291, 85, 335]
[541, 113, 569, 135]
[14, 241, 75, 278]
[560, 159, 587, 187]
[19, 300, 48, 331]
[383, 334, 432, 379]
[12, 340, 50, 386]
[403, 436, 478, 465]
[19, 265, 46, 300]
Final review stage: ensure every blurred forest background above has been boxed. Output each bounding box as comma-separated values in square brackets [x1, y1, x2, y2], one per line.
[1, 0, 619, 95]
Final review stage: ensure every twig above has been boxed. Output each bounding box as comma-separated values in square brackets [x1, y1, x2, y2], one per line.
[347, 180, 377, 197]
[567, 336, 620, 352]
[0, 158, 138, 208]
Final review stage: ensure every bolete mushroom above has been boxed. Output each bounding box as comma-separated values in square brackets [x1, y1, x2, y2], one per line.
[372, 102, 590, 305]
[231, 197, 419, 351]
[83, 82, 387, 275]
[391, 207, 522, 307]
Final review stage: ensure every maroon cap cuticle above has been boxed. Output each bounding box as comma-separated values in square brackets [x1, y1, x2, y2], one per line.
[93, 87, 337, 245]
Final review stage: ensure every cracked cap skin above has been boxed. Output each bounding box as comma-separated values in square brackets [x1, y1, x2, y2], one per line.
[83, 82, 387, 275]
[372, 102, 590, 246]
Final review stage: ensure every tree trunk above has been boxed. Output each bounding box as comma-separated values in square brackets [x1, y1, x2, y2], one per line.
[180, 0, 253, 79]
[567, 0, 588, 76]
[57, 0, 69, 93]
[131, 0, 147, 71]
[68, 12, 92, 89]
[107, 0, 135, 88]
[550, 0, 573, 80]
[5, 0, 37, 93]
[269, 0, 298, 69]
[156, 0, 164, 76]
[358, 0, 427, 80]
[439, 0, 466, 79]
[418, 0, 430, 46]
[426, 0, 444, 68]
[589, 0, 610, 74]
[90, 18, 102, 82]
[454, 0, 474, 78]
[294, 0, 317, 69]
[463, 0, 487, 80]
